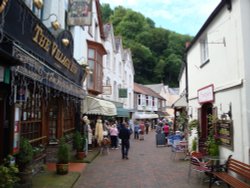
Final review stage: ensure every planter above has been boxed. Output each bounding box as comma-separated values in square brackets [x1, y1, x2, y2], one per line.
[19, 170, 33, 185]
[56, 163, 69, 175]
[76, 151, 86, 160]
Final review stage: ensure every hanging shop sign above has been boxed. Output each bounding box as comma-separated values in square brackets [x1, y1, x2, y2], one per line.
[102, 86, 112, 95]
[2, 0, 83, 85]
[119, 88, 127, 98]
[216, 120, 233, 150]
[198, 84, 214, 104]
[12, 46, 84, 99]
[68, 0, 92, 26]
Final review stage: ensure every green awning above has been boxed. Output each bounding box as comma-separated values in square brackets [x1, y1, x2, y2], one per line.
[116, 107, 129, 117]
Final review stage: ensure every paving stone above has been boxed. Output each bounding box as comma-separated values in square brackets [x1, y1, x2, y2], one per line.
[74, 131, 226, 188]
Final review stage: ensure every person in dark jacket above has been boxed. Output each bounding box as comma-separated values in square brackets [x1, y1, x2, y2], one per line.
[118, 123, 131, 159]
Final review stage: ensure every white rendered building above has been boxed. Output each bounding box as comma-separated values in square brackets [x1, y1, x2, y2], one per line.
[101, 23, 135, 117]
[186, 0, 250, 163]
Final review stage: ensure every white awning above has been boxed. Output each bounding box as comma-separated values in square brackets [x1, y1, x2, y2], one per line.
[81, 96, 117, 116]
[133, 112, 159, 119]
[172, 95, 187, 108]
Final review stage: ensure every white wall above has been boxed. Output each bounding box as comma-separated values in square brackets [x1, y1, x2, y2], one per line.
[239, 0, 250, 163]
[187, 0, 250, 163]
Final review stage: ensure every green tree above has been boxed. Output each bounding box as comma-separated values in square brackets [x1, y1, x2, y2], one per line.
[130, 43, 156, 84]
[101, 3, 113, 23]
[164, 54, 182, 87]
[101, 4, 193, 86]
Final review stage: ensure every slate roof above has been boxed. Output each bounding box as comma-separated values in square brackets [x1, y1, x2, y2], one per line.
[134, 83, 165, 100]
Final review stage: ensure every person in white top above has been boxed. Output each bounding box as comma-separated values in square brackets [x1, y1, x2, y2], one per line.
[83, 116, 92, 150]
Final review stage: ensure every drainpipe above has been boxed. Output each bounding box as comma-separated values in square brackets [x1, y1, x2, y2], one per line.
[184, 53, 188, 104]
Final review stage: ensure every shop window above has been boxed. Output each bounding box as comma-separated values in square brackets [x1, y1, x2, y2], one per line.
[20, 88, 42, 147]
[48, 100, 58, 144]
[63, 102, 75, 138]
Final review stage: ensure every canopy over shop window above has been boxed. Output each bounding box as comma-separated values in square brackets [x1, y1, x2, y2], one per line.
[133, 112, 159, 119]
[172, 95, 187, 109]
[81, 96, 117, 116]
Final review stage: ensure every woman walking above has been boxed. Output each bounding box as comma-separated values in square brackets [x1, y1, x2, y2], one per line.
[109, 122, 119, 149]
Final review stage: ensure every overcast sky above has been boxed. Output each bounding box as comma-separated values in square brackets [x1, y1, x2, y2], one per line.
[100, 0, 221, 36]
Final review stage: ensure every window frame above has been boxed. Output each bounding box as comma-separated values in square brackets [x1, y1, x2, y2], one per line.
[200, 35, 209, 65]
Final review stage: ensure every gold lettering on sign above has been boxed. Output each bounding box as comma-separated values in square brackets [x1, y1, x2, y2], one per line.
[32, 24, 78, 74]
[32, 25, 51, 52]
[0, 0, 8, 14]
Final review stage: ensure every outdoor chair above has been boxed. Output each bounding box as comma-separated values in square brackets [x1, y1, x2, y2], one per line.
[170, 140, 188, 160]
[188, 155, 212, 184]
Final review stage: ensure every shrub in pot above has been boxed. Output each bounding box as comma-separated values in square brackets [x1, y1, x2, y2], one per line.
[56, 137, 70, 175]
[73, 131, 86, 160]
[0, 155, 19, 187]
[16, 137, 34, 185]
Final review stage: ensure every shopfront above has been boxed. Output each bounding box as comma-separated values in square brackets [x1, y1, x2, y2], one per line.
[197, 85, 216, 154]
[0, 1, 85, 161]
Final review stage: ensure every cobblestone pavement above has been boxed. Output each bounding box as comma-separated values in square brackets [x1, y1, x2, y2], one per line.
[74, 130, 224, 188]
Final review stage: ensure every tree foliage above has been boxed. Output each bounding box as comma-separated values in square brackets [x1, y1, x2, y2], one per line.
[101, 4, 192, 87]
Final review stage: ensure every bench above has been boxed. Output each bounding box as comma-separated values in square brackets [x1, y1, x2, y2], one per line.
[209, 155, 250, 188]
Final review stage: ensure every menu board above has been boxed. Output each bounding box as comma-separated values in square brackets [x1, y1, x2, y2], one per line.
[217, 120, 233, 150]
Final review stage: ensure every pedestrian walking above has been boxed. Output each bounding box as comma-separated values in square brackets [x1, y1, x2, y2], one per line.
[163, 123, 170, 143]
[133, 120, 140, 139]
[109, 122, 119, 149]
[118, 123, 131, 159]
[155, 121, 163, 134]
[145, 120, 150, 134]
[139, 120, 145, 140]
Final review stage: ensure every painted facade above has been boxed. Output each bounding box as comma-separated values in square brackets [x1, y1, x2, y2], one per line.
[187, 0, 250, 163]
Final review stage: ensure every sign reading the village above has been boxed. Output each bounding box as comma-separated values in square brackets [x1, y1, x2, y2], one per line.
[198, 84, 214, 104]
[3, 0, 83, 85]
[32, 24, 78, 74]
[217, 120, 233, 150]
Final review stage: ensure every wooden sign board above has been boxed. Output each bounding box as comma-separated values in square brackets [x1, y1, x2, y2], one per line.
[217, 120, 233, 150]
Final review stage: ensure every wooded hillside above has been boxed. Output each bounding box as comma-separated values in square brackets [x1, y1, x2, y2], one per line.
[101, 4, 192, 87]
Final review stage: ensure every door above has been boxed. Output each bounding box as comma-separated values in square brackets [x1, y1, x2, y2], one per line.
[198, 103, 213, 155]
[48, 99, 59, 144]
[0, 86, 11, 162]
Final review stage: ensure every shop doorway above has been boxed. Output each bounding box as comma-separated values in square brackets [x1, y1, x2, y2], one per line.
[0, 86, 11, 162]
[199, 103, 213, 154]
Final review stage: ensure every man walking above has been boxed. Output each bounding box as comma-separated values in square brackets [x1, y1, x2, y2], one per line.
[118, 123, 131, 159]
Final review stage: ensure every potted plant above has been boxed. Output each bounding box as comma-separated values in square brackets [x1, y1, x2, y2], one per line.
[206, 115, 220, 156]
[0, 155, 19, 187]
[191, 138, 197, 152]
[16, 137, 34, 185]
[56, 137, 70, 175]
[206, 135, 220, 156]
[73, 131, 86, 160]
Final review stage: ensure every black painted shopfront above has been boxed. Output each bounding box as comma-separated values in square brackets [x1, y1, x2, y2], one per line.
[0, 1, 85, 162]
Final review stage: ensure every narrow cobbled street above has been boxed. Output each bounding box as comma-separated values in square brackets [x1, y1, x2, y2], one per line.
[74, 130, 215, 188]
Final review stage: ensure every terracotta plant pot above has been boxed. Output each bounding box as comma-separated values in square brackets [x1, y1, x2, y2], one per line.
[76, 151, 86, 160]
[56, 163, 69, 175]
